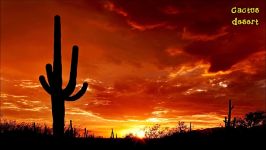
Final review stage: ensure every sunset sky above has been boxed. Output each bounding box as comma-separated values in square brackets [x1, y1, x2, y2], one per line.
[1, 0, 265, 137]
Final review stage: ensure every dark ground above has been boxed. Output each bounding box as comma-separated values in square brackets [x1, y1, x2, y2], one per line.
[1, 126, 265, 149]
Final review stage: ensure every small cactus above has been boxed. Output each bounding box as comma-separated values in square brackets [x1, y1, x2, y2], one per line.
[110, 128, 114, 139]
[32, 122, 36, 133]
[224, 117, 227, 127]
[69, 120, 74, 137]
[84, 128, 88, 138]
[233, 117, 236, 128]
[44, 125, 48, 135]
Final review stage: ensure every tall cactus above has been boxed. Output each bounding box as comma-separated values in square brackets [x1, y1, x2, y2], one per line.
[224, 99, 234, 128]
[69, 120, 74, 137]
[39, 15, 88, 137]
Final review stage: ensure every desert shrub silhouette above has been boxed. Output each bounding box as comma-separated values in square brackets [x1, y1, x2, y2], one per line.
[1, 113, 265, 148]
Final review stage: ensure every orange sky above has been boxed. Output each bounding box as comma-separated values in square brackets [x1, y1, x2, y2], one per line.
[0, 0, 265, 137]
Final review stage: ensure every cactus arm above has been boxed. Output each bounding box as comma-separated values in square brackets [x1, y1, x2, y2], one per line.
[65, 82, 88, 101]
[53, 15, 62, 87]
[39, 75, 51, 94]
[63, 46, 78, 96]
[46, 64, 53, 85]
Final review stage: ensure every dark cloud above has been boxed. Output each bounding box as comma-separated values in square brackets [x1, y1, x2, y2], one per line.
[101, 0, 265, 71]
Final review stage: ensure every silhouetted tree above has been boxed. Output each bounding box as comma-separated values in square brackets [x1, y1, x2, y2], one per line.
[235, 118, 247, 128]
[144, 124, 168, 139]
[245, 111, 266, 128]
[235, 111, 266, 128]
[125, 133, 135, 139]
[177, 121, 188, 133]
[39, 15, 88, 137]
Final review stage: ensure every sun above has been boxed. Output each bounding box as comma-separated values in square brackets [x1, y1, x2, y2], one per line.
[134, 130, 145, 139]
[122, 128, 146, 139]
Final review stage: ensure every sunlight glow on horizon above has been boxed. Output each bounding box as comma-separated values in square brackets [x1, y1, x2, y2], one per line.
[120, 127, 146, 138]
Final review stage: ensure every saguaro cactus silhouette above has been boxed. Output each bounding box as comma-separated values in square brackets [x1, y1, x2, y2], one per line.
[110, 128, 114, 139]
[84, 128, 88, 138]
[39, 15, 88, 137]
[224, 99, 234, 128]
